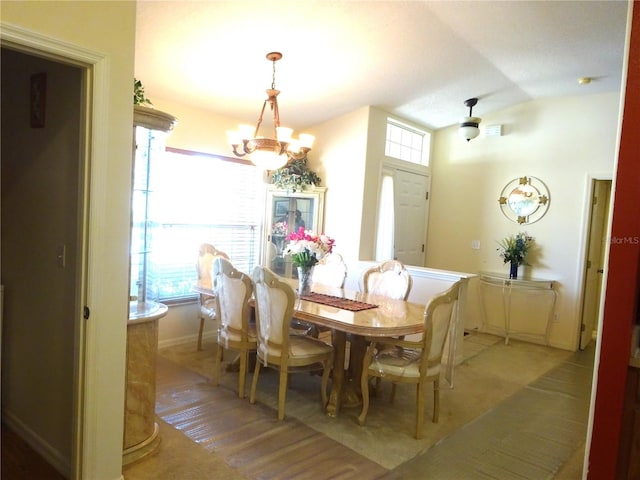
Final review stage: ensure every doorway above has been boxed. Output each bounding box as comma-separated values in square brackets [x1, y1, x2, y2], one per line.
[376, 166, 430, 266]
[1, 47, 85, 478]
[580, 179, 612, 350]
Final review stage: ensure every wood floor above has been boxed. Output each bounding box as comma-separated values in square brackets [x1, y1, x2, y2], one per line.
[1, 423, 66, 480]
[155, 355, 388, 479]
[1, 334, 593, 480]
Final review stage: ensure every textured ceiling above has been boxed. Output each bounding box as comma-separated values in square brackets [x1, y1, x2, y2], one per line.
[135, 1, 629, 131]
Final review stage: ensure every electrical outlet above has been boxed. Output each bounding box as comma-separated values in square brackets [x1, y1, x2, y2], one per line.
[471, 240, 481, 250]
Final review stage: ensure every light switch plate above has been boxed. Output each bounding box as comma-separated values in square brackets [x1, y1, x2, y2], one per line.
[471, 240, 481, 250]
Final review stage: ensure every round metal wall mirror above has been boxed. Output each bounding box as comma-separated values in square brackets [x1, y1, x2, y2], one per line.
[498, 176, 550, 224]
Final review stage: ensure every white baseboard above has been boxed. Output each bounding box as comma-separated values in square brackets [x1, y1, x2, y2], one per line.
[158, 331, 216, 349]
[2, 409, 70, 478]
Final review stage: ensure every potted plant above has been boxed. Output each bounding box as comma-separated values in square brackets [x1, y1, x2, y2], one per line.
[270, 159, 321, 192]
[497, 232, 533, 279]
[134, 78, 153, 106]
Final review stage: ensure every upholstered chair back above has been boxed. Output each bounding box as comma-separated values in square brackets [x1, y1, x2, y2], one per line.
[362, 259, 412, 300]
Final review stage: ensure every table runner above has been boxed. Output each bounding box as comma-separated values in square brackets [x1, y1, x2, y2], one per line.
[300, 292, 378, 312]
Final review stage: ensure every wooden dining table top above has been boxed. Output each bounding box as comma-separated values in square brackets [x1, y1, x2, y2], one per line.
[291, 284, 426, 337]
[194, 281, 427, 337]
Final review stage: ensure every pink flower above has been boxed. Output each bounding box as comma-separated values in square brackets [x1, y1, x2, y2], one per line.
[283, 227, 335, 267]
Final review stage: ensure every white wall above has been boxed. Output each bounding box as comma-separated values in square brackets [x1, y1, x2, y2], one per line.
[150, 97, 243, 157]
[427, 93, 620, 350]
[2, 3, 136, 479]
[152, 94, 620, 353]
[301, 106, 371, 263]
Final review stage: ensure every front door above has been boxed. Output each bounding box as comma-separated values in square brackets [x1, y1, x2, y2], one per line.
[394, 168, 430, 266]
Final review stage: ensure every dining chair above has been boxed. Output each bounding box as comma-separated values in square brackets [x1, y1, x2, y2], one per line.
[211, 256, 257, 399]
[250, 266, 334, 420]
[358, 281, 461, 439]
[356, 259, 413, 385]
[195, 243, 230, 351]
[291, 252, 348, 338]
[362, 259, 412, 300]
[312, 252, 348, 290]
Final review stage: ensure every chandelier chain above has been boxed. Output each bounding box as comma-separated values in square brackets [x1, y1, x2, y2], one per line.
[271, 57, 277, 90]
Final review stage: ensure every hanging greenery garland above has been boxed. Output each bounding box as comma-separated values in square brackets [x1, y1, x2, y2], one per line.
[270, 159, 322, 192]
[134, 78, 153, 106]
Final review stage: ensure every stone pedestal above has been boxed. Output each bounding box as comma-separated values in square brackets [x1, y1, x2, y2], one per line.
[123, 302, 168, 465]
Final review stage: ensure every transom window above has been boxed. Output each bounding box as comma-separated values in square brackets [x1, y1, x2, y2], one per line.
[385, 118, 431, 166]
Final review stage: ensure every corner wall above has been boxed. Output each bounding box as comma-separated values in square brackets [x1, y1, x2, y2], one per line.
[427, 93, 620, 350]
[2, 2, 137, 480]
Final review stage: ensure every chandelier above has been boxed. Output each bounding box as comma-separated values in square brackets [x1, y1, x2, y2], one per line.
[227, 52, 315, 170]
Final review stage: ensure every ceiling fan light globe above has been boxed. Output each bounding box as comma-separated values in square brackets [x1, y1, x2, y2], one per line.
[459, 116, 481, 141]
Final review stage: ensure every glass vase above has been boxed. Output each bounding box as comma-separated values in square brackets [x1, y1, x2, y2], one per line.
[297, 265, 314, 296]
[509, 261, 519, 279]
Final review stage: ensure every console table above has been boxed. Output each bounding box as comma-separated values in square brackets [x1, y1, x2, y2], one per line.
[479, 272, 557, 345]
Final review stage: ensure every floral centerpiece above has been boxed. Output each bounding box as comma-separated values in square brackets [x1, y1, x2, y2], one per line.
[284, 227, 335, 267]
[497, 232, 533, 279]
[283, 227, 335, 295]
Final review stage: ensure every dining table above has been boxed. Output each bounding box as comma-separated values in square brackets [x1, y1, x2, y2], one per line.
[193, 280, 455, 418]
[289, 283, 428, 417]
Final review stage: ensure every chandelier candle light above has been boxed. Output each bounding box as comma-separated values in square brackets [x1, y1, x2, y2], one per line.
[227, 52, 315, 171]
[283, 227, 335, 296]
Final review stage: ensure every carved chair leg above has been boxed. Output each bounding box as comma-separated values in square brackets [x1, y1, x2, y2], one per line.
[390, 383, 397, 403]
[374, 377, 382, 396]
[278, 369, 289, 420]
[238, 350, 248, 399]
[416, 382, 425, 439]
[321, 358, 331, 409]
[249, 360, 262, 404]
[197, 317, 205, 351]
[213, 340, 223, 386]
[432, 378, 440, 423]
[358, 372, 371, 426]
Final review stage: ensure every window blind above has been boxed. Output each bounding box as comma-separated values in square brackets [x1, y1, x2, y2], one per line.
[143, 148, 262, 302]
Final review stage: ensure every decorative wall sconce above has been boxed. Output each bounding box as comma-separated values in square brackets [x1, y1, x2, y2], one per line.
[459, 98, 481, 142]
[498, 176, 550, 224]
[227, 52, 315, 170]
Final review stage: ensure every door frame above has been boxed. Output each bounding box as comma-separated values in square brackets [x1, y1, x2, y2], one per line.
[577, 173, 613, 350]
[1, 24, 107, 479]
[376, 157, 431, 266]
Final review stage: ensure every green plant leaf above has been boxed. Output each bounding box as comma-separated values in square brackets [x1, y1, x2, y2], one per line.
[270, 159, 321, 192]
[134, 78, 153, 106]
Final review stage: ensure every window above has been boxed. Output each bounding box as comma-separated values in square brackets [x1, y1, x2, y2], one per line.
[385, 118, 431, 166]
[376, 171, 395, 261]
[131, 144, 262, 303]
